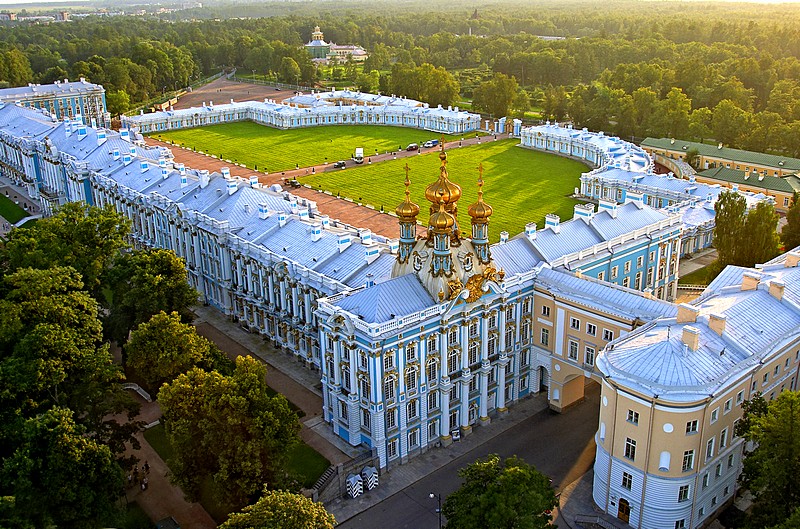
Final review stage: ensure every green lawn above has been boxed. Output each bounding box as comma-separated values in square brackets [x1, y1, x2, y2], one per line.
[302, 139, 587, 242]
[679, 262, 721, 286]
[153, 123, 464, 174]
[0, 193, 29, 223]
[287, 443, 331, 488]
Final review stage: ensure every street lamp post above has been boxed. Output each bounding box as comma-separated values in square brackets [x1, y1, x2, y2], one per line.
[429, 492, 442, 529]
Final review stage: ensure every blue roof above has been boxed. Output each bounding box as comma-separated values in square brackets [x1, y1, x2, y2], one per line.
[332, 274, 436, 324]
[491, 238, 542, 276]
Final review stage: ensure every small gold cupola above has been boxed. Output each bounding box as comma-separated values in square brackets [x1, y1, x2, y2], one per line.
[395, 165, 420, 220]
[425, 145, 462, 208]
[468, 163, 493, 222]
[395, 164, 420, 265]
[430, 198, 455, 232]
[469, 163, 492, 265]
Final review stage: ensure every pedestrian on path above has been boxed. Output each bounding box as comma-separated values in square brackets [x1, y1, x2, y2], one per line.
[143, 461, 150, 474]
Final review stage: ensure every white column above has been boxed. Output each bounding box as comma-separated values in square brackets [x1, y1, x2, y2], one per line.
[497, 355, 508, 412]
[460, 377, 470, 431]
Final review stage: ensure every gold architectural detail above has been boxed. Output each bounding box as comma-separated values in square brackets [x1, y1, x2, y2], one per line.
[463, 267, 502, 303]
[424, 144, 462, 207]
[468, 163, 493, 222]
[395, 164, 420, 220]
[430, 199, 455, 232]
[447, 278, 463, 300]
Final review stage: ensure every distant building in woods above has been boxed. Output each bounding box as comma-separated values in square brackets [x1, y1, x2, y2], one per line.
[0, 78, 109, 128]
[304, 25, 368, 64]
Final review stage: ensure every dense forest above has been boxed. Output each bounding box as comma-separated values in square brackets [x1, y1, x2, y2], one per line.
[2, 1, 800, 153]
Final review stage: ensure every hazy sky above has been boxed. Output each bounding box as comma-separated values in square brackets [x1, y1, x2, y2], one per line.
[1, 0, 800, 6]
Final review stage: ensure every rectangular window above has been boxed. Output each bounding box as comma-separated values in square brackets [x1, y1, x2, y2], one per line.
[408, 429, 419, 448]
[585, 346, 595, 366]
[384, 379, 395, 401]
[635, 272, 642, 290]
[603, 329, 614, 342]
[682, 450, 694, 472]
[715, 463, 722, 477]
[406, 342, 417, 362]
[362, 409, 371, 431]
[711, 408, 719, 424]
[678, 485, 690, 502]
[763, 372, 769, 385]
[611, 266, 619, 279]
[542, 305, 551, 317]
[428, 420, 438, 440]
[625, 438, 637, 461]
[360, 378, 370, 397]
[384, 354, 394, 371]
[568, 340, 579, 361]
[469, 322, 478, 338]
[587, 323, 597, 336]
[637, 256, 644, 268]
[720, 428, 728, 449]
[699, 507, 705, 517]
[541, 328, 550, 346]
[339, 401, 348, 420]
[623, 277, 630, 288]
[523, 299, 531, 314]
[406, 370, 417, 390]
[649, 251, 655, 262]
[428, 336, 437, 352]
[407, 400, 418, 420]
[597, 271, 605, 281]
[570, 317, 580, 330]
[706, 438, 714, 460]
[449, 410, 458, 430]
[724, 485, 730, 496]
[728, 454, 734, 468]
[647, 268, 654, 286]
[675, 520, 686, 529]
[702, 473, 709, 488]
[686, 420, 698, 434]
[624, 261, 631, 273]
[627, 410, 639, 425]
[387, 438, 398, 459]
[450, 386, 458, 402]
[737, 390, 744, 405]
[712, 496, 717, 506]
[386, 408, 397, 429]
[427, 361, 437, 383]
[428, 391, 438, 411]
[448, 352, 459, 374]
[622, 472, 632, 490]
[449, 328, 458, 346]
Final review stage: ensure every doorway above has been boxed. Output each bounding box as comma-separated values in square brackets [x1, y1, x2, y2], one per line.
[618, 498, 630, 524]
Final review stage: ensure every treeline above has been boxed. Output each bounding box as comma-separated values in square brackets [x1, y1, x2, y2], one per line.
[2, 1, 800, 153]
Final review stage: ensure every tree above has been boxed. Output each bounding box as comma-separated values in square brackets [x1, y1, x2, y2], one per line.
[1, 203, 130, 295]
[738, 392, 800, 528]
[104, 249, 198, 344]
[105, 90, 130, 116]
[0, 267, 138, 457]
[219, 489, 335, 529]
[741, 201, 781, 267]
[782, 193, 800, 251]
[158, 356, 300, 508]
[512, 89, 531, 120]
[713, 190, 747, 270]
[2, 408, 123, 528]
[442, 454, 557, 529]
[472, 73, 519, 118]
[125, 311, 232, 393]
[712, 99, 752, 148]
[684, 148, 700, 170]
[278, 57, 301, 84]
[688, 107, 713, 143]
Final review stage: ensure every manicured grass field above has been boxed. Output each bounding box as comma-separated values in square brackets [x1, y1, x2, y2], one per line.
[302, 139, 587, 242]
[0, 194, 29, 223]
[154, 122, 463, 173]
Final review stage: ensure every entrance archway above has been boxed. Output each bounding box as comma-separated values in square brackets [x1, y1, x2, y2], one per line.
[538, 366, 549, 393]
[618, 498, 630, 524]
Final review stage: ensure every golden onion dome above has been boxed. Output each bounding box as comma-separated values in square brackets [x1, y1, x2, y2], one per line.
[424, 146, 462, 205]
[468, 165, 493, 221]
[395, 167, 420, 220]
[430, 200, 455, 231]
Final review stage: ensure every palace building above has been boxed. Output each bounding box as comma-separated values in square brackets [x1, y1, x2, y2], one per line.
[0, 78, 109, 128]
[304, 25, 369, 63]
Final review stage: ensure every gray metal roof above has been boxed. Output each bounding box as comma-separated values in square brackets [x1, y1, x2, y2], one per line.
[332, 274, 436, 324]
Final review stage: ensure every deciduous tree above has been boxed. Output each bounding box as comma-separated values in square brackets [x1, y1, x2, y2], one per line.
[472, 73, 519, 118]
[782, 193, 800, 251]
[125, 311, 232, 393]
[713, 190, 747, 270]
[158, 356, 300, 508]
[442, 454, 557, 529]
[104, 248, 198, 344]
[741, 201, 781, 267]
[220, 489, 335, 529]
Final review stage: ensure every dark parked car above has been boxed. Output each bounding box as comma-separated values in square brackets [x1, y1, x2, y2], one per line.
[406, 143, 418, 151]
[333, 160, 347, 168]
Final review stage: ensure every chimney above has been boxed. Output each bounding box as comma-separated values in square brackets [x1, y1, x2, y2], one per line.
[180, 173, 188, 188]
[499, 231, 509, 244]
[676, 303, 700, 323]
[243, 204, 252, 214]
[140, 160, 149, 173]
[278, 211, 287, 227]
[120, 128, 130, 142]
[319, 215, 330, 229]
[310, 223, 322, 242]
[298, 207, 310, 221]
[708, 313, 726, 336]
[122, 153, 132, 165]
[785, 252, 800, 268]
[688, 174, 696, 183]
[130, 145, 136, 156]
[96, 130, 107, 146]
[706, 193, 713, 203]
[161, 168, 169, 179]
[388, 239, 399, 254]
[769, 280, 785, 301]
[359, 229, 373, 245]
[731, 184, 739, 192]
[199, 170, 210, 188]
[337, 233, 352, 253]
[77, 124, 88, 139]
[545, 214, 561, 233]
[289, 198, 298, 214]
[573, 203, 595, 222]
[226, 178, 237, 195]
[249, 174, 259, 188]
[258, 203, 269, 219]
[625, 191, 644, 206]
[64, 118, 72, 137]
[741, 271, 760, 291]
[525, 222, 537, 241]
[112, 149, 120, 161]
[221, 167, 230, 179]
[158, 158, 167, 169]
[365, 245, 380, 264]
[365, 273, 375, 288]
[598, 198, 618, 219]
[682, 325, 701, 351]
[177, 163, 186, 175]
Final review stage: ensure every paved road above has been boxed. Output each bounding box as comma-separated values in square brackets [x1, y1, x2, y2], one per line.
[339, 383, 600, 529]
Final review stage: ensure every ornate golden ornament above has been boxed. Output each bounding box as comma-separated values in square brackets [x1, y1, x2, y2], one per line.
[463, 267, 502, 303]
[447, 279, 463, 300]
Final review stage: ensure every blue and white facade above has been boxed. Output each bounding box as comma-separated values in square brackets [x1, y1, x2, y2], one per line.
[0, 78, 109, 128]
[122, 90, 480, 135]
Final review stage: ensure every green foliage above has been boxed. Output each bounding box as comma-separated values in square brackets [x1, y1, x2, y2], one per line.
[472, 72, 518, 118]
[126, 311, 232, 393]
[713, 191, 780, 270]
[742, 201, 781, 267]
[1, 203, 131, 295]
[770, 507, 800, 529]
[739, 392, 800, 528]
[0, 194, 28, 224]
[219, 489, 335, 529]
[389, 62, 460, 107]
[158, 356, 301, 509]
[2, 408, 123, 528]
[713, 190, 748, 271]
[782, 193, 800, 251]
[104, 248, 199, 344]
[442, 454, 557, 529]
[106, 90, 131, 116]
[684, 148, 700, 170]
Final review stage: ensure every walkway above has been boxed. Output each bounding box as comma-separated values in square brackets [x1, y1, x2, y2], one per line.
[679, 247, 717, 276]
